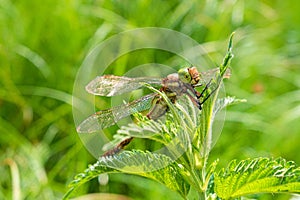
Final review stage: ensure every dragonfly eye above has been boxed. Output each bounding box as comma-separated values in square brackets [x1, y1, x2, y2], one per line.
[178, 68, 191, 83]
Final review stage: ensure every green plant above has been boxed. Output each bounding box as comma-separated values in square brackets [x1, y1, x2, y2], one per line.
[64, 34, 300, 200]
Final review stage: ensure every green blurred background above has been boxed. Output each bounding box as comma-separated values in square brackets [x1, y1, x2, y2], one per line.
[1, 0, 300, 199]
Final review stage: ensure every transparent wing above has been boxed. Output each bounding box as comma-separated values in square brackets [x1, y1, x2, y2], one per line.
[77, 93, 156, 133]
[199, 68, 231, 84]
[86, 75, 162, 96]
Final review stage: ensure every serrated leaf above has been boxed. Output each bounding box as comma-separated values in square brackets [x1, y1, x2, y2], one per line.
[103, 116, 165, 150]
[64, 150, 190, 199]
[215, 158, 300, 199]
[213, 97, 246, 116]
[198, 62, 235, 157]
[195, 34, 236, 159]
[67, 34, 239, 199]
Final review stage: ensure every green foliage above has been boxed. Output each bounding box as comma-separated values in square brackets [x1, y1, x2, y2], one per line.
[65, 35, 238, 199]
[1, 1, 300, 199]
[215, 158, 300, 199]
[64, 150, 190, 199]
[65, 33, 300, 200]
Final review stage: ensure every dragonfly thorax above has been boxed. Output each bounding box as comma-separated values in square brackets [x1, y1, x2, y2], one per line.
[160, 73, 197, 101]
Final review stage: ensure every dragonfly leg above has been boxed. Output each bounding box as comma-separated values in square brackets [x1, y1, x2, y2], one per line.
[200, 85, 219, 105]
[183, 89, 202, 109]
[198, 78, 220, 107]
[196, 79, 212, 99]
[185, 79, 213, 110]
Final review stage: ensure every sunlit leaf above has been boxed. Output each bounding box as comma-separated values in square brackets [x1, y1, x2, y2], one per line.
[215, 157, 300, 199]
[64, 150, 190, 199]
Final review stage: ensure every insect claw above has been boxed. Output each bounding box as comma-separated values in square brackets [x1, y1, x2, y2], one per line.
[198, 103, 202, 110]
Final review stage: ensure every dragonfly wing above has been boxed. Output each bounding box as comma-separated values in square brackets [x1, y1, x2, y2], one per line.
[77, 93, 156, 133]
[86, 75, 162, 96]
[199, 68, 231, 84]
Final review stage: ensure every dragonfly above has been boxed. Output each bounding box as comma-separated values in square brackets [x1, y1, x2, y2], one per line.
[77, 67, 230, 134]
[77, 67, 230, 156]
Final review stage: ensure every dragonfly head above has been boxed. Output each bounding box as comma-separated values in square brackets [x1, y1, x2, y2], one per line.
[178, 67, 200, 85]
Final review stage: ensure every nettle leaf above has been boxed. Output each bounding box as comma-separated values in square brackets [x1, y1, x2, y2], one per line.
[117, 112, 179, 142]
[104, 110, 191, 154]
[102, 114, 166, 151]
[215, 157, 300, 199]
[214, 97, 246, 116]
[196, 33, 236, 159]
[64, 150, 190, 199]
